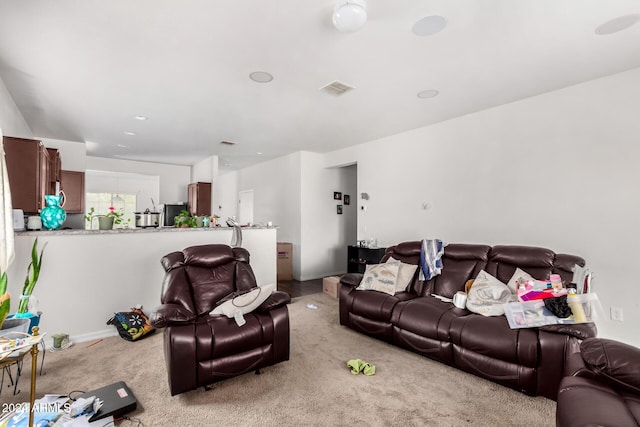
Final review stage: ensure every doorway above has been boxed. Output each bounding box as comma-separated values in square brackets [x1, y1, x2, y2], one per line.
[238, 189, 254, 225]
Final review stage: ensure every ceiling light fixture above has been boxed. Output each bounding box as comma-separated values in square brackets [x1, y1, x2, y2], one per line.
[332, 0, 367, 33]
[249, 71, 274, 83]
[124, 131, 136, 136]
[417, 89, 439, 99]
[412, 15, 447, 37]
[595, 14, 640, 35]
[134, 115, 148, 121]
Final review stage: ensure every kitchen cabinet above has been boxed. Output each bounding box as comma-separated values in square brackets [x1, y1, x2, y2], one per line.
[347, 245, 387, 273]
[188, 182, 211, 216]
[47, 148, 61, 194]
[60, 170, 85, 213]
[3, 136, 50, 213]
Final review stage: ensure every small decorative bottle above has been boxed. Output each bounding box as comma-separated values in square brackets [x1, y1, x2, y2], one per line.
[40, 194, 67, 230]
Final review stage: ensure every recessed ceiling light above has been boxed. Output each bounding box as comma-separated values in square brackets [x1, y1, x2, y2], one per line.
[124, 131, 136, 136]
[412, 15, 447, 37]
[417, 89, 439, 99]
[249, 71, 274, 83]
[117, 144, 129, 148]
[595, 14, 640, 35]
[134, 115, 148, 121]
[256, 152, 263, 155]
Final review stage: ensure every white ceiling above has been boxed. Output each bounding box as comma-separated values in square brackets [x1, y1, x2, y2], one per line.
[0, 1, 639, 171]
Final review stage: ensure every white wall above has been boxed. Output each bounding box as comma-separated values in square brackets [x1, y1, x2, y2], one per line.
[0, 76, 32, 138]
[238, 152, 302, 278]
[7, 228, 277, 343]
[217, 170, 239, 222]
[41, 138, 86, 172]
[299, 153, 357, 280]
[86, 156, 191, 206]
[323, 67, 640, 347]
[85, 170, 160, 213]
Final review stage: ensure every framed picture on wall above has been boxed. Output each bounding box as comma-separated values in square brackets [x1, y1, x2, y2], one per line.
[337, 205, 343, 214]
[344, 195, 350, 205]
[334, 192, 342, 200]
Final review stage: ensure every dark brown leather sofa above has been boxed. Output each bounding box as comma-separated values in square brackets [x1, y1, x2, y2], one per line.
[557, 338, 640, 427]
[339, 241, 596, 400]
[151, 244, 291, 396]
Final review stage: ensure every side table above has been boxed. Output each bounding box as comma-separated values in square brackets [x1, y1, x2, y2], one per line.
[347, 245, 387, 273]
[0, 326, 45, 427]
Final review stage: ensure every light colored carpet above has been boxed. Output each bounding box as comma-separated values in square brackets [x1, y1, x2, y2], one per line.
[2, 293, 556, 426]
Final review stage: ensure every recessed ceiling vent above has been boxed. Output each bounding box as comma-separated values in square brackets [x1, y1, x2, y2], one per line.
[220, 140, 237, 146]
[319, 80, 355, 96]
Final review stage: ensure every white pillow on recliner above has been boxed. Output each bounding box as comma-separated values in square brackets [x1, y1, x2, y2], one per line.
[466, 270, 511, 316]
[210, 283, 276, 325]
[386, 257, 418, 292]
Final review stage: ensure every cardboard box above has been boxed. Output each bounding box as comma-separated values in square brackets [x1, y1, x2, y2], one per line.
[277, 242, 293, 281]
[323, 276, 341, 298]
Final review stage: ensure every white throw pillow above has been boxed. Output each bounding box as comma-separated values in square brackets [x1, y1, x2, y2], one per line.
[210, 283, 276, 325]
[506, 268, 535, 294]
[387, 257, 418, 292]
[466, 270, 511, 316]
[356, 262, 400, 296]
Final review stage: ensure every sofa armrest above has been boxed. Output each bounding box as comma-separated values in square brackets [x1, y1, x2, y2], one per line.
[258, 290, 291, 312]
[151, 303, 196, 328]
[340, 273, 363, 288]
[580, 337, 640, 394]
[539, 322, 597, 340]
[564, 350, 595, 378]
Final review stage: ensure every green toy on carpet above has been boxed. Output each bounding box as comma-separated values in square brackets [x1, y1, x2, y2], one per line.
[347, 359, 376, 376]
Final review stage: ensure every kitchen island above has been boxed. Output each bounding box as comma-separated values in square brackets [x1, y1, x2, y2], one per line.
[7, 226, 278, 344]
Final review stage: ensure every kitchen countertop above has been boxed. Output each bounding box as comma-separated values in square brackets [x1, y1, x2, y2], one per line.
[15, 225, 277, 236]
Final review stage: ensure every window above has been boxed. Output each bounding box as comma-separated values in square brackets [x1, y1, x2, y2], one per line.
[85, 193, 137, 229]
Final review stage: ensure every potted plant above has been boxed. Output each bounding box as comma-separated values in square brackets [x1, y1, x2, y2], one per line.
[106, 206, 127, 228]
[2, 238, 46, 334]
[174, 210, 196, 228]
[86, 206, 130, 230]
[17, 237, 46, 314]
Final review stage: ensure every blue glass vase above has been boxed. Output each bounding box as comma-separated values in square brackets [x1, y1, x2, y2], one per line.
[40, 195, 67, 230]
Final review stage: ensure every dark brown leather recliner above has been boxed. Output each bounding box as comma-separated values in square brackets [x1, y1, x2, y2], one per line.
[151, 244, 290, 396]
[557, 338, 640, 426]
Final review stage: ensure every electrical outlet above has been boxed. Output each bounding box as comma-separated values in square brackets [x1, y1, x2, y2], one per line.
[610, 307, 624, 322]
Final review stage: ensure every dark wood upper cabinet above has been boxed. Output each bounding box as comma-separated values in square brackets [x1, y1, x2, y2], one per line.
[3, 136, 50, 213]
[47, 147, 61, 194]
[188, 182, 212, 216]
[60, 170, 85, 214]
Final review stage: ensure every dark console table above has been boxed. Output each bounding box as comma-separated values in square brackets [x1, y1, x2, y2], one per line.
[347, 245, 387, 273]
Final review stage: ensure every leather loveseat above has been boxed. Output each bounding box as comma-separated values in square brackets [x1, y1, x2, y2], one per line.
[151, 244, 291, 396]
[339, 241, 596, 400]
[557, 338, 640, 426]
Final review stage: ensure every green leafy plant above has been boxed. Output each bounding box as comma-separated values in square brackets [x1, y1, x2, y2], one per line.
[83, 206, 96, 223]
[174, 210, 196, 228]
[85, 206, 131, 229]
[17, 237, 47, 314]
[107, 206, 126, 225]
[0, 270, 9, 327]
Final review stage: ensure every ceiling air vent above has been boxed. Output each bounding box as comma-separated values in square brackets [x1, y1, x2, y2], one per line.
[319, 80, 355, 96]
[220, 140, 237, 146]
